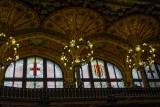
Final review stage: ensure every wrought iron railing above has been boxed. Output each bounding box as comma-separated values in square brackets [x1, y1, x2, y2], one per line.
[0, 86, 160, 102]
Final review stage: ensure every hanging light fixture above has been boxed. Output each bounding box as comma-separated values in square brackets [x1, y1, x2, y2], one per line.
[0, 33, 19, 70]
[126, 43, 155, 69]
[61, 38, 93, 70]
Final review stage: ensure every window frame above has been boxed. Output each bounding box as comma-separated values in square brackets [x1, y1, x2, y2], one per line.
[3, 55, 64, 88]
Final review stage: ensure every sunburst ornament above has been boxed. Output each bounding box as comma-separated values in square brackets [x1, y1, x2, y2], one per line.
[0, 33, 19, 70]
[126, 43, 155, 69]
[61, 38, 93, 70]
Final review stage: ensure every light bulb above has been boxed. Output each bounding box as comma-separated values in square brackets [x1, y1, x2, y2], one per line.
[135, 45, 141, 51]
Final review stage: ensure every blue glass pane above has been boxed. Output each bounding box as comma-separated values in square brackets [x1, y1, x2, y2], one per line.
[132, 69, 139, 79]
[118, 82, 124, 88]
[157, 64, 160, 71]
[134, 82, 141, 87]
[56, 81, 63, 88]
[4, 81, 13, 87]
[145, 66, 153, 79]
[5, 63, 14, 78]
[55, 64, 63, 78]
[150, 64, 159, 79]
[114, 66, 122, 79]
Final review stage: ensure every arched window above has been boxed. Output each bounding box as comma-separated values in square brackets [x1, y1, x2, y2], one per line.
[3, 56, 64, 88]
[132, 63, 160, 88]
[75, 59, 124, 88]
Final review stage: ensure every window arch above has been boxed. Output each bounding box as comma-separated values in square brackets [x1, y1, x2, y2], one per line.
[3, 56, 64, 88]
[75, 59, 124, 88]
[132, 63, 160, 88]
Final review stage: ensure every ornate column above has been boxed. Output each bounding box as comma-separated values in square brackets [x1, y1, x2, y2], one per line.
[139, 67, 149, 88]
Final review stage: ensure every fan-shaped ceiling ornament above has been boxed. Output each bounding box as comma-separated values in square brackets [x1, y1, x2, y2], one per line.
[0, 0, 40, 33]
[106, 14, 159, 46]
[43, 7, 105, 40]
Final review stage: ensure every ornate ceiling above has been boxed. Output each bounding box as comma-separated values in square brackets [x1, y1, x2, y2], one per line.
[0, 0, 160, 70]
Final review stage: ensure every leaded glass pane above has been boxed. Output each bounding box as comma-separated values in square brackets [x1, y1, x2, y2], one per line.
[84, 82, 91, 88]
[134, 82, 141, 87]
[107, 63, 116, 79]
[114, 66, 122, 79]
[132, 69, 139, 79]
[118, 82, 124, 88]
[47, 61, 54, 78]
[27, 57, 35, 78]
[111, 82, 118, 88]
[94, 82, 101, 88]
[97, 59, 106, 79]
[149, 82, 160, 88]
[56, 81, 63, 88]
[55, 64, 63, 78]
[47, 81, 55, 88]
[82, 64, 89, 78]
[4, 81, 13, 87]
[150, 64, 159, 79]
[35, 82, 43, 88]
[157, 64, 160, 71]
[91, 60, 100, 79]
[5, 63, 14, 78]
[145, 66, 153, 79]
[15, 59, 23, 78]
[14, 81, 22, 88]
[35, 57, 43, 78]
[26, 81, 34, 88]
[101, 82, 108, 88]
[138, 70, 142, 79]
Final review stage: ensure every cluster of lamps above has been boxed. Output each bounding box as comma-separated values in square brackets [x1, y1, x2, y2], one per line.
[0, 33, 19, 69]
[61, 38, 93, 70]
[126, 43, 155, 69]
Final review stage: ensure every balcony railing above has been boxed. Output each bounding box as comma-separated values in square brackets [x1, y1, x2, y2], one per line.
[0, 86, 160, 103]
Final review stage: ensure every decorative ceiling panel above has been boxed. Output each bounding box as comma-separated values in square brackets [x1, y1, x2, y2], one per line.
[0, 0, 40, 32]
[106, 14, 159, 46]
[43, 7, 105, 39]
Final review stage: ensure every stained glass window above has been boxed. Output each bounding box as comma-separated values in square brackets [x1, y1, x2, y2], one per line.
[14, 81, 22, 88]
[47, 61, 54, 78]
[15, 59, 23, 78]
[55, 64, 63, 78]
[35, 57, 43, 78]
[3, 56, 64, 88]
[76, 58, 124, 88]
[5, 63, 14, 78]
[82, 64, 89, 78]
[27, 57, 35, 78]
[84, 82, 91, 88]
[56, 81, 63, 88]
[132, 63, 160, 88]
[47, 81, 55, 88]
[107, 63, 116, 79]
[4, 81, 13, 87]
